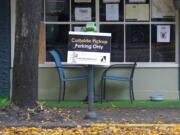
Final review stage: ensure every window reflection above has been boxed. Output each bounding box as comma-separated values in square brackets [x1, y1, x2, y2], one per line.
[45, 0, 69, 22]
[100, 25, 124, 62]
[126, 25, 149, 62]
[46, 25, 69, 62]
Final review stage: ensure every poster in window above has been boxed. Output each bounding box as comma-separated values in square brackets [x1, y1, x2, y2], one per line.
[106, 4, 119, 21]
[125, 4, 149, 21]
[75, 7, 92, 21]
[74, 0, 91, 3]
[152, 0, 175, 19]
[157, 25, 170, 43]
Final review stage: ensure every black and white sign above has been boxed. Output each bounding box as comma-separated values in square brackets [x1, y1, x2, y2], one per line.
[68, 31, 111, 65]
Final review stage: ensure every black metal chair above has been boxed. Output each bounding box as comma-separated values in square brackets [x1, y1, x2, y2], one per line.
[101, 62, 137, 103]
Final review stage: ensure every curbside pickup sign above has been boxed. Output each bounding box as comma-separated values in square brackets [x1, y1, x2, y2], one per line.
[67, 31, 111, 65]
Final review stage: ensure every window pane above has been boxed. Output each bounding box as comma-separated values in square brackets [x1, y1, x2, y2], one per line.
[71, 0, 95, 21]
[151, 24, 175, 62]
[125, 0, 150, 22]
[46, 25, 69, 62]
[126, 25, 149, 62]
[45, 0, 69, 22]
[100, 0, 124, 22]
[100, 25, 124, 62]
[151, 0, 175, 22]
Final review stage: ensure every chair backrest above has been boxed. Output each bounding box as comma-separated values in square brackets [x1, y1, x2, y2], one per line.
[49, 49, 65, 80]
[103, 62, 137, 80]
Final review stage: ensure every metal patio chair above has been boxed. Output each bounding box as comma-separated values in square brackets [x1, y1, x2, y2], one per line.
[49, 49, 88, 101]
[101, 62, 137, 103]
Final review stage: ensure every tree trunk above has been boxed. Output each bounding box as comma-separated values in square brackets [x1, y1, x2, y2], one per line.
[12, 0, 41, 108]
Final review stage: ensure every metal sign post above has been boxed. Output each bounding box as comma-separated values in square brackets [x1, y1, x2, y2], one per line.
[68, 23, 111, 119]
[85, 23, 97, 119]
[85, 64, 96, 119]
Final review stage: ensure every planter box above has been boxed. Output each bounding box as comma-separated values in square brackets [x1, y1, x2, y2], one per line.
[174, 0, 180, 9]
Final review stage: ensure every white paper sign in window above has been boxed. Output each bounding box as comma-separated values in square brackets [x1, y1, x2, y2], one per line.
[75, 7, 92, 21]
[125, 4, 149, 21]
[157, 25, 170, 43]
[106, 4, 119, 21]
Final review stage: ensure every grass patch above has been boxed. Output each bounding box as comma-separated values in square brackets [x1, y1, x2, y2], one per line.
[46, 101, 87, 108]
[45, 100, 180, 108]
[0, 97, 10, 107]
[0, 97, 179, 108]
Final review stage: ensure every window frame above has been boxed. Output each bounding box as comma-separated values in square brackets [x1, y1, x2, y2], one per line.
[41, 0, 178, 67]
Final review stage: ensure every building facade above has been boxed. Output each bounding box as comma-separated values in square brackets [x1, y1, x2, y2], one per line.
[0, 0, 11, 96]
[1, 0, 179, 100]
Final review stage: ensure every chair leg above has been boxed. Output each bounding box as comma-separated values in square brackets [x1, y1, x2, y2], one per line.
[129, 81, 133, 104]
[103, 79, 106, 101]
[100, 79, 103, 103]
[94, 78, 95, 96]
[131, 80, 135, 100]
[58, 81, 62, 102]
[84, 80, 88, 102]
[62, 81, 66, 101]
[129, 80, 134, 101]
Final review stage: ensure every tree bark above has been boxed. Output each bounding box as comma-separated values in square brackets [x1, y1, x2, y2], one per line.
[12, 0, 41, 107]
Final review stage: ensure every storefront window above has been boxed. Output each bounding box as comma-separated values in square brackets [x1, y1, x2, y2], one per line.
[43, 0, 176, 63]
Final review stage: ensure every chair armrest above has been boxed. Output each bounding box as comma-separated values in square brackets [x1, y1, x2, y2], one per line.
[55, 65, 88, 71]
